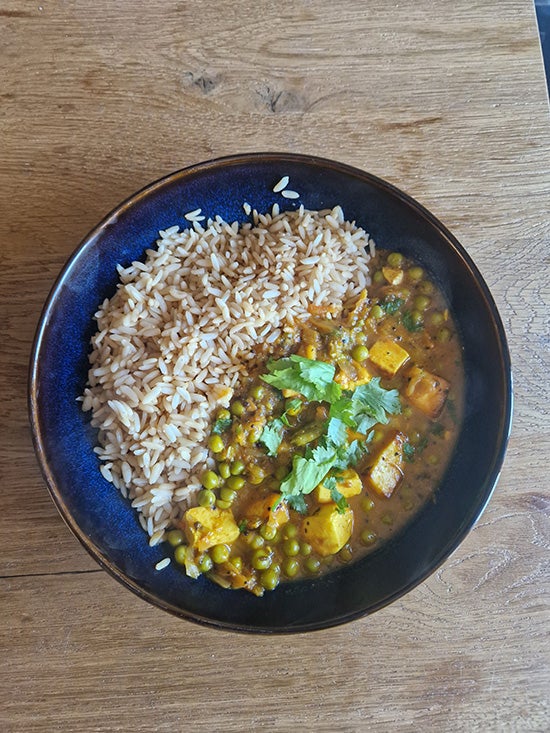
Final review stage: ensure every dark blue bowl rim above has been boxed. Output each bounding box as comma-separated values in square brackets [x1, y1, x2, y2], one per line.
[28, 152, 513, 633]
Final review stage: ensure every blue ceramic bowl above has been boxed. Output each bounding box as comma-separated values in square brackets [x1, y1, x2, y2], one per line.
[29, 153, 512, 633]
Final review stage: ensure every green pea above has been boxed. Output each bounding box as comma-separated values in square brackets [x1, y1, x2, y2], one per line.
[283, 538, 300, 557]
[352, 344, 369, 362]
[217, 408, 231, 422]
[216, 499, 232, 510]
[249, 533, 265, 550]
[209, 434, 225, 453]
[230, 459, 245, 476]
[430, 311, 444, 326]
[403, 406, 413, 418]
[252, 549, 272, 571]
[201, 470, 220, 490]
[409, 309, 423, 327]
[251, 384, 265, 401]
[418, 280, 434, 295]
[300, 542, 312, 556]
[387, 252, 404, 268]
[219, 487, 237, 503]
[247, 425, 263, 445]
[361, 529, 377, 545]
[382, 513, 394, 525]
[413, 294, 431, 312]
[361, 497, 375, 513]
[408, 266, 424, 281]
[371, 304, 384, 319]
[437, 327, 452, 342]
[373, 269, 385, 284]
[231, 400, 245, 416]
[283, 557, 300, 578]
[248, 465, 266, 484]
[260, 567, 280, 591]
[339, 544, 353, 563]
[210, 544, 230, 564]
[174, 545, 188, 565]
[226, 475, 245, 491]
[198, 489, 216, 508]
[283, 524, 298, 539]
[403, 500, 414, 511]
[218, 461, 231, 479]
[166, 529, 185, 547]
[198, 554, 213, 573]
[231, 556, 243, 571]
[305, 557, 321, 574]
[260, 523, 278, 541]
[427, 454, 439, 465]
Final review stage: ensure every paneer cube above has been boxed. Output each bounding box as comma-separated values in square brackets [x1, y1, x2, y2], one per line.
[382, 266, 404, 285]
[302, 505, 353, 557]
[184, 507, 240, 553]
[368, 339, 410, 377]
[244, 493, 289, 530]
[366, 432, 405, 498]
[405, 365, 449, 418]
[315, 468, 363, 504]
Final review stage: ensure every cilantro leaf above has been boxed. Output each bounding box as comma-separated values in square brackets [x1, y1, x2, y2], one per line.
[403, 442, 416, 462]
[322, 475, 337, 493]
[258, 419, 284, 457]
[329, 395, 356, 427]
[286, 493, 308, 514]
[352, 378, 401, 425]
[279, 443, 338, 499]
[402, 310, 423, 332]
[261, 355, 341, 404]
[330, 487, 349, 514]
[211, 415, 232, 434]
[326, 417, 348, 447]
[379, 297, 404, 315]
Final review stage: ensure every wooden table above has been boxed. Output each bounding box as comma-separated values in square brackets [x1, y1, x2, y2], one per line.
[2, 1, 549, 730]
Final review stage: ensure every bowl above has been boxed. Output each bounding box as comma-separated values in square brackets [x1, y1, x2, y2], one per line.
[29, 153, 512, 633]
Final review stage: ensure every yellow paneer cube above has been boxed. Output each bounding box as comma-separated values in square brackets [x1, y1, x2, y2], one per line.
[244, 493, 289, 530]
[184, 506, 240, 553]
[302, 505, 353, 557]
[382, 266, 404, 285]
[368, 339, 410, 377]
[405, 365, 449, 419]
[315, 468, 363, 504]
[366, 432, 405, 498]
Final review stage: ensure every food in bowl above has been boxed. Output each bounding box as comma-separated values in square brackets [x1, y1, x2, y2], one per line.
[81, 201, 463, 595]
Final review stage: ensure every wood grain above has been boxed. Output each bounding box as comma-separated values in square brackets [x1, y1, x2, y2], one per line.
[1, 1, 549, 730]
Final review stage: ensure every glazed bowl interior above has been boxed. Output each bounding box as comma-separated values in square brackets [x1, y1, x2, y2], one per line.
[29, 153, 512, 632]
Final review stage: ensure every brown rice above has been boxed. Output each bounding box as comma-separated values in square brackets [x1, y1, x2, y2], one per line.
[81, 205, 374, 545]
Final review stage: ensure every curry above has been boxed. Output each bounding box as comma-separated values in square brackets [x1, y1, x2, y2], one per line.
[166, 249, 464, 595]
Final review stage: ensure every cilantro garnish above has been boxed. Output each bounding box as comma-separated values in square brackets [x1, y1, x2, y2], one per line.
[403, 442, 416, 462]
[323, 475, 349, 514]
[211, 415, 232, 434]
[258, 398, 305, 456]
[404, 436, 428, 462]
[402, 311, 423, 332]
[258, 357, 401, 511]
[379, 297, 404, 315]
[258, 418, 284, 457]
[260, 355, 342, 404]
